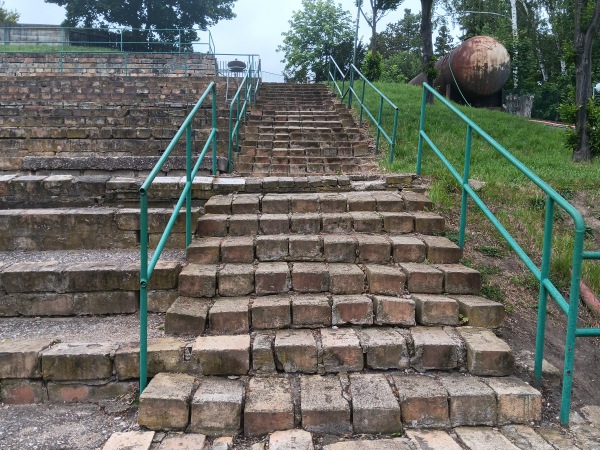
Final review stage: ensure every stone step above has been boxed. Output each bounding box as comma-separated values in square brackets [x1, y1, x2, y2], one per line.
[138, 372, 540, 434]
[0, 327, 514, 405]
[176, 261, 480, 300]
[165, 292, 504, 334]
[0, 174, 415, 208]
[0, 207, 200, 251]
[197, 211, 444, 237]
[203, 191, 432, 216]
[187, 234, 461, 265]
[0, 251, 182, 316]
[233, 160, 379, 177]
[237, 145, 369, 158]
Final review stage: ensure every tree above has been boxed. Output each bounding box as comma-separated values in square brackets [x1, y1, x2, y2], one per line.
[434, 16, 454, 57]
[375, 8, 421, 58]
[356, 0, 404, 52]
[420, 0, 435, 103]
[573, 0, 600, 161]
[44, 0, 236, 49]
[0, 1, 20, 23]
[278, 0, 363, 83]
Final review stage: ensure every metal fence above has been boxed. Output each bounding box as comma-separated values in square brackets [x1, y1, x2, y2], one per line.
[0, 24, 215, 53]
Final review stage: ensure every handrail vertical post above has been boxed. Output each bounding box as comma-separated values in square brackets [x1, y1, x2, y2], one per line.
[389, 108, 398, 165]
[185, 123, 193, 247]
[348, 67, 354, 108]
[139, 191, 149, 393]
[375, 97, 383, 154]
[359, 80, 366, 125]
[212, 85, 217, 175]
[120, 29, 123, 52]
[458, 124, 473, 249]
[228, 101, 234, 173]
[560, 231, 585, 425]
[416, 85, 428, 175]
[534, 197, 554, 387]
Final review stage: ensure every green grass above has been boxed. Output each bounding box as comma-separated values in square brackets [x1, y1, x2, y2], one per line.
[342, 81, 600, 297]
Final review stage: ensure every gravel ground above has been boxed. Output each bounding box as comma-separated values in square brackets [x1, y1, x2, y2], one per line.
[0, 313, 167, 343]
[0, 402, 139, 450]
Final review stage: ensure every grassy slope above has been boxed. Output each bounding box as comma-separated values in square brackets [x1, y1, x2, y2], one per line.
[351, 81, 600, 297]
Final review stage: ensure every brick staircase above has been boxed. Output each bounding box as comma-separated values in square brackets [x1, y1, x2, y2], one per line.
[233, 83, 379, 177]
[135, 84, 540, 439]
[0, 80, 543, 448]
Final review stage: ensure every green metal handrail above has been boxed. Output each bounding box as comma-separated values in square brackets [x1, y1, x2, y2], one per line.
[327, 56, 399, 164]
[417, 82, 600, 426]
[227, 56, 261, 172]
[139, 81, 218, 392]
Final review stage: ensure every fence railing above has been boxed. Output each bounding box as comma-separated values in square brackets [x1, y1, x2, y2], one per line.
[138, 82, 218, 392]
[327, 56, 399, 164]
[227, 56, 261, 172]
[0, 25, 214, 53]
[417, 82, 600, 426]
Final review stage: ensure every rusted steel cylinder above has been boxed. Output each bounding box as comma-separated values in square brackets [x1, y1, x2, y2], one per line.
[410, 36, 511, 105]
[436, 35, 511, 98]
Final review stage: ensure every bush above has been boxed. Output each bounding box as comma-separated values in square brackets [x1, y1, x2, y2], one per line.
[559, 98, 600, 157]
[380, 51, 421, 83]
[361, 50, 382, 81]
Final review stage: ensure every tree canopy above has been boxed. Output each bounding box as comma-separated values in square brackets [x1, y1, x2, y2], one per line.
[0, 1, 20, 23]
[278, 0, 364, 83]
[44, 0, 236, 48]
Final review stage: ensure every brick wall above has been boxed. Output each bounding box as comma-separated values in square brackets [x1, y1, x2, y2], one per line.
[0, 52, 218, 77]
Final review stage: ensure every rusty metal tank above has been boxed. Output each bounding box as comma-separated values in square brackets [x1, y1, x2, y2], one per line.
[410, 36, 511, 107]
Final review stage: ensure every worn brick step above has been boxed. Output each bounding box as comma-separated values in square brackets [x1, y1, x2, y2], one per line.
[204, 192, 433, 215]
[177, 261, 480, 299]
[237, 146, 368, 157]
[0, 207, 200, 251]
[166, 293, 504, 336]
[238, 146, 369, 159]
[137, 372, 539, 434]
[0, 328, 516, 406]
[234, 161, 378, 177]
[197, 211, 444, 237]
[187, 233, 461, 264]
[0, 252, 182, 316]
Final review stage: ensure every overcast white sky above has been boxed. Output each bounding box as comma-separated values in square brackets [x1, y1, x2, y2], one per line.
[4, 0, 424, 76]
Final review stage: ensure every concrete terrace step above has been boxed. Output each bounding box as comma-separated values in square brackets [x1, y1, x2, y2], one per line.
[187, 234, 461, 264]
[0, 174, 417, 208]
[165, 293, 504, 335]
[0, 207, 200, 251]
[137, 372, 539, 434]
[175, 262, 481, 298]
[0, 250, 183, 316]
